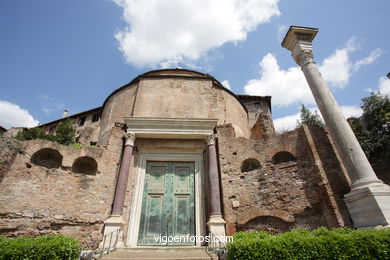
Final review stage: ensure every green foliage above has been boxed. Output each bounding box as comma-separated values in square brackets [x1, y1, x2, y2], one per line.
[351, 92, 390, 163]
[15, 127, 47, 141]
[14, 119, 76, 146]
[71, 143, 83, 149]
[52, 119, 76, 146]
[227, 227, 390, 260]
[0, 235, 82, 260]
[298, 104, 325, 128]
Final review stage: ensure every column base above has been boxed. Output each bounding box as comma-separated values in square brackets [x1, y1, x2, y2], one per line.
[344, 183, 390, 228]
[207, 215, 226, 248]
[100, 215, 126, 249]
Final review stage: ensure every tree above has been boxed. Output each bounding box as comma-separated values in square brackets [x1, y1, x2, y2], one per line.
[51, 119, 76, 146]
[298, 104, 325, 127]
[351, 92, 390, 163]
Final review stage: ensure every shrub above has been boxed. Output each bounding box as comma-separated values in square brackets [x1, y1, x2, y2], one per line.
[15, 127, 47, 141]
[14, 119, 76, 146]
[0, 235, 82, 260]
[227, 227, 390, 260]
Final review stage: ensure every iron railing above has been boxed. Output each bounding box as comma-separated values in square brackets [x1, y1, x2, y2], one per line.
[99, 228, 120, 258]
[207, 232, 228, 260]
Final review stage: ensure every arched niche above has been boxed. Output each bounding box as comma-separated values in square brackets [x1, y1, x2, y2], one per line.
[30, 148, 63, 169]
[72, 156, 98, 175]
[272, 151, 296, 165]
[241, 158, 261, 173]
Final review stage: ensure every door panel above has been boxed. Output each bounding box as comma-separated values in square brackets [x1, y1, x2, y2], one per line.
[138, 161, 195, 246]
[138, 163, 168, 245]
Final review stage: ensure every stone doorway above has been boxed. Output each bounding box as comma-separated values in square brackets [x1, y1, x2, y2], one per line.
[137, 161, 196, 246]
[126, 152, 206, 247]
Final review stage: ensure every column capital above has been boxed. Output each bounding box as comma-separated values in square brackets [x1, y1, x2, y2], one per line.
[291, 42, 314, 67]
[281, 26, 318, 67]
[124, 131, 136, 146]
[207, 134, 217, 146]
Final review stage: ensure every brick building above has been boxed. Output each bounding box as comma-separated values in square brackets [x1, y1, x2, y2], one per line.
[0, 68, 384, 251]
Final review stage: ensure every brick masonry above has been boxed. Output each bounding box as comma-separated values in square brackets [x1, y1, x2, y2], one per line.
[216, 124, 352, 236]
[0, 127, 125, 249]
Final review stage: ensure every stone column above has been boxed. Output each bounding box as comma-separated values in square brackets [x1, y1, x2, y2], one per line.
[112, 132, 136, 215]
[102, 131, 136, 248]
[282, 26, 390, 228]
[206, 134, 226, 247]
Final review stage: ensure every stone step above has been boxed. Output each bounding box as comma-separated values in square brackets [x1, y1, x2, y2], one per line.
[101, 247, 218, 260]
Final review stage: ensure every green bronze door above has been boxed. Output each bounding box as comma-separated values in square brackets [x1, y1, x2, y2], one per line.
[138, 161, 195, 246]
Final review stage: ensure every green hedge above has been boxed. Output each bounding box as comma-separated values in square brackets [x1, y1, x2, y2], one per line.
[0, 235, 82, 260]
[227, 227, 390, 259]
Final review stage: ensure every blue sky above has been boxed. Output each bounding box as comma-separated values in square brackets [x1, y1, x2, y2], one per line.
[1, 0, 390, 131]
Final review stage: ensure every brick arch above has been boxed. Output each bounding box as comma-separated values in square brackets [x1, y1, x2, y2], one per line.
[238, 215, 294, 234]
[238, 208, 294, 226]
[30, 148, 63, 169]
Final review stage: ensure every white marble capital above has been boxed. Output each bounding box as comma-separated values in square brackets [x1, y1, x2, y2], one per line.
[124, 131, 136, 146]
[291, 41, 315, 67]
[207, 134, 217, 146]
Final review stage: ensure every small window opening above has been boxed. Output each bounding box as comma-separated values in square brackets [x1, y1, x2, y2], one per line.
[92, 113, 100, 122]
[78, 117, 86, 126]
[254, 102, 261, 109]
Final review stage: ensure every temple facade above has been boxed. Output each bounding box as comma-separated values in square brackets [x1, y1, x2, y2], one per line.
[0, 68, 386, 250]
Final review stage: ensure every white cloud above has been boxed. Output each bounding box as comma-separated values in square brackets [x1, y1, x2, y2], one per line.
[273, 105, 362, 133]
[353, 48, 382, 72]
[277, 25, 288, 43]
[318, 40, 355, 88]
[221, 80, 232, 90]
[319, 42, 382, 88]
[378, 76, 390, 96]
[0, 101, 39, 129]
[244, 53, 314, 106]
[273, 112, 300, 132]
[114, 0, 280, 68]
[340, 105, 363, 118]
[244, 38, 382, 107]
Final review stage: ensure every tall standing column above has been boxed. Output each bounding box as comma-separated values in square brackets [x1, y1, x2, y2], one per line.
[207, 134, 222, 216]
[102, 131, 136, 248]
[282, 26, 390, 228]
[112, 131, 136, 215]
[206, 134, 226, 247]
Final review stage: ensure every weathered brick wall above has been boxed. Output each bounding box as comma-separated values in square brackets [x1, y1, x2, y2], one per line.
[217, 124, 351, 236]
[0, 138, 22, 184]
[303, 125, 352, 227]
[0, 127, 125, 249]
